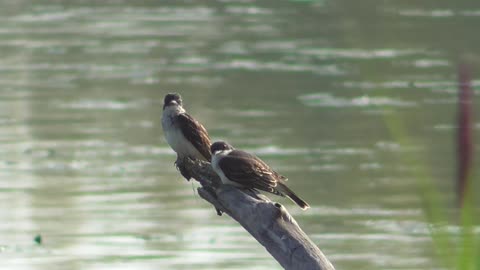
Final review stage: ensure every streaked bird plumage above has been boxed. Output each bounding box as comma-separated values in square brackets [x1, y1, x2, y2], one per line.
[211, 141, 310, 210]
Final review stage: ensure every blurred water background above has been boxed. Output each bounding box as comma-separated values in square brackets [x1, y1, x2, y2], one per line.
[1, 0, 480, 269]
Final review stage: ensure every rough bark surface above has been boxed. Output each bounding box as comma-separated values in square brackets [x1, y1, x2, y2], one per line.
[178, 157, 335, 270]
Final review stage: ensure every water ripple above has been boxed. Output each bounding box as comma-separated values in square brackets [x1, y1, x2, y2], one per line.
[56, 99, 149, 110]
[299, 93, 416, 108]
[307, 206, 421, 217]
[299, 48, 423, 60]
[248, 145, 373, 156]
[214, 60, 343, 74]
[397, 9, 455, 17]
[312, 233, 428, 243]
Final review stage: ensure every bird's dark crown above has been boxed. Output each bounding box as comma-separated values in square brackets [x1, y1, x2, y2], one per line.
[163, 93, 183, 109]
[211, 141, 234, 154]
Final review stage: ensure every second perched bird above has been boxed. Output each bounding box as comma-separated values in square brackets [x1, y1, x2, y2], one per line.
[211, 141, 310, 210]
[162, 93, 212, 178]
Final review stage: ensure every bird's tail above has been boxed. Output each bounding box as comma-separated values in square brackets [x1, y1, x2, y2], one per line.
[277, 183, 310, 210]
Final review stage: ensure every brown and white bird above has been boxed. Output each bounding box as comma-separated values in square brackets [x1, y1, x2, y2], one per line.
[210, 141, 310, 210]
[162, 93, 211, 178]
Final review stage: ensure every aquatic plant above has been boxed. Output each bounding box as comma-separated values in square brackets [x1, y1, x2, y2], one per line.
[385, 63, 478, 270]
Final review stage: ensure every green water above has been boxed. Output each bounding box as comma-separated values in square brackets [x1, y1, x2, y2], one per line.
[1, 1, 480, 269]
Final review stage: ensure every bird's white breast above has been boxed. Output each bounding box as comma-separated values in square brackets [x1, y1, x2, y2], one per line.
[212, 150, 242, 187]
[162, 106, 205, 160]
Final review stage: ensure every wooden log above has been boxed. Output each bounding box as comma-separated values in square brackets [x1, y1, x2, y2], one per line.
[179, 157, 335, 270]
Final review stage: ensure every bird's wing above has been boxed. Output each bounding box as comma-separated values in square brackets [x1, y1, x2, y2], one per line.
[218, 150, 281, 194]
[251, 153, 288, 181]
[176, 113, 212, 161]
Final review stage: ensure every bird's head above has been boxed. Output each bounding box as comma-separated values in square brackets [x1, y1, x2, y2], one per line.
[163, 93, 183, 110]
[210, 141, 234, 155]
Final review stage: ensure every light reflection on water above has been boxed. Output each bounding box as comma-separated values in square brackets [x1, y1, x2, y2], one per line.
[0, 0, 479, 270]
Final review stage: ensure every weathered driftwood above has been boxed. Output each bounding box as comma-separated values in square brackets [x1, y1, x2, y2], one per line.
[178, 158, 335, 270]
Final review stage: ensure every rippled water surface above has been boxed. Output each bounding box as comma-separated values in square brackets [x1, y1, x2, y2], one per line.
[1, 1, 480, 269]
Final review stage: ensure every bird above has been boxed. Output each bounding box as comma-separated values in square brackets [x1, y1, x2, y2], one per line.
[210, 141, 310, 210]
[162, 93, 212, 179]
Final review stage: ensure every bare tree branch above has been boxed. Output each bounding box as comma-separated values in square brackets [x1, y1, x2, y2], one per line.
[178, 158, 335, 270]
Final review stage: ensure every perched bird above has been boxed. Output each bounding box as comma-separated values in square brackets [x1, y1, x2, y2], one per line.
[211, 141, 310, 210]
[162, 93, 212, 178]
